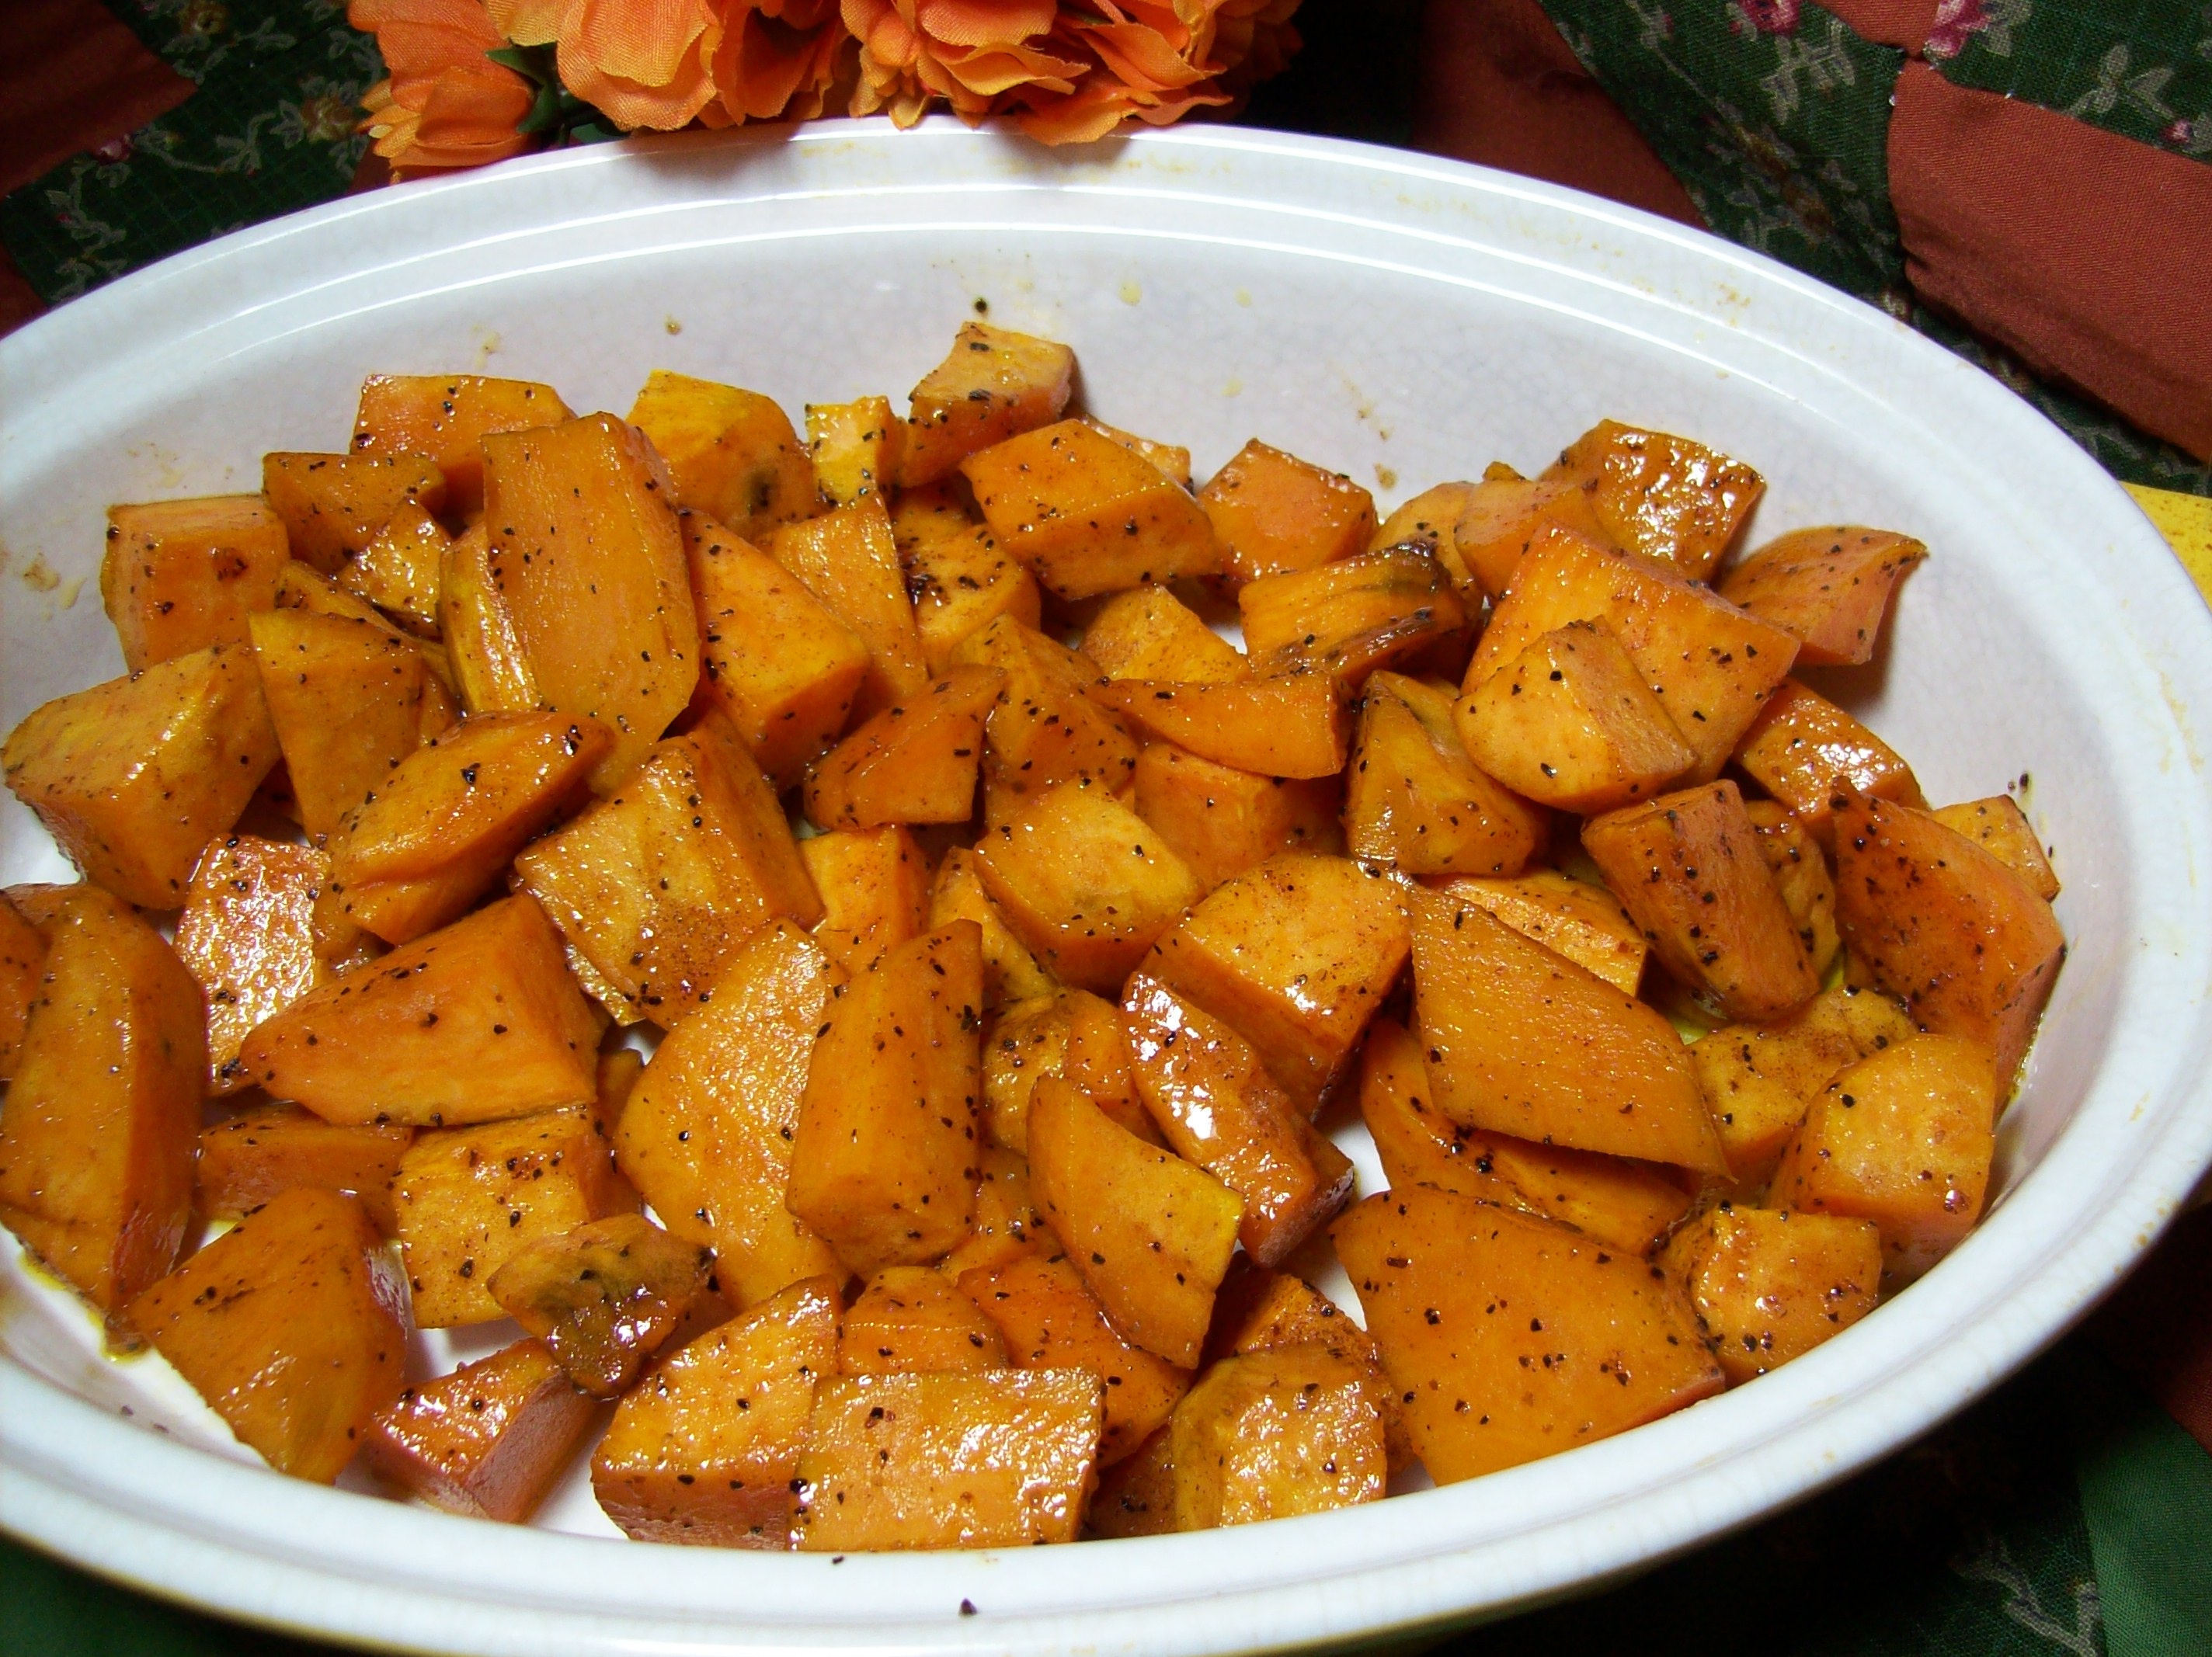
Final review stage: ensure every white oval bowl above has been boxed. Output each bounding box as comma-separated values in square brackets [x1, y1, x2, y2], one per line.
[3, 120, 2210, 1657]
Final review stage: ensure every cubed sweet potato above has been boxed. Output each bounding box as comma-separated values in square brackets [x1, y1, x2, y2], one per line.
[353, 373, 571, 517]
[939, 1146, 1049, 1279]
[437, 523, 538, 717]
[1660, 1205, 1881, 1383]
[1087, 1429, 1177, 1538]
[838, 1265, 1008, 1374]
[1772, 1033, 1998, 1280]
[1583, 780, 1819, 1023]
[1743, 797, 1841, 978]
[130, 1187, 409, 1481]
[262, 451, 446, 575]
[767, 495, 930, 721]
[1202, 1259, 1411, 1471]
[616, 921, 846, 1308]
[339, 498, 447, 635]
[807, 394, 903, 505]
[482, 413, 701, 790]
[1081, 585, 1250, 683]
[248, 608, 429, 841]
[1166, 1345, 1386, 1530]
[1122, 974, 1355, 1266]
[1831, 791, 2063, 1089]
[801, 667, 1002, 829]
[4, 643, 280, 908]
[1132, 742, 1344, 893]
[628, 370, 815, 543]
[1088, 673, 1349, 780]
[1932, 796, 2060, 901]
[0, 888, 203, 1332]
[1545, 420, 1764, 581]
[964, 419, 1223, 599]
[1334, 1186, 1723, 1482]
[1237, 549, 1465, 683]
[909, 521, 1042, 674]
[957, 1251, 1189, 1465]
[103, 494, 291, 672]
[1370, 479, 1476, 565]
[1717, 526, 1926, 666]
[593, 1275, 840, 1546]
[1080, 416, 1194, 488]
[981, 989, 1156, 1152]
[928, 847, 1058, 1007]
[1429, 870, 1646, 993]
[240, 895, 601, 1127]
[270, 555, 419, 640]
[680, 509, 869, 783]
[363, 1336, 593, 1522]
[1344, 672, 1546, 877]
[1408, 885, 1726, 1172]
[901, 322, 1075, 487]
[799, 826, 931, 974]
[950, 616, 1138, 821]
[1733, 679, 1923, 846]
[795, 1367, 1102, 1551]
[976, 782, 1204, 993]
[1198, 438, 1376, 588]
[173, 835, 331, 1093]
[0, 898, 47, 1082]
[486, 1212, 711, 1396]
[196, 1104, 411, 1234]
[787, 923, 984, 1275]
[1447, 472, 1612, 597]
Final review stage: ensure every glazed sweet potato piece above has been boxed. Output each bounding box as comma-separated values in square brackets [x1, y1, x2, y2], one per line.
[981, 988, 1154, 1152]
[1932, 796, 2060, 901]
[486, 1212, 711, 1396]
[363, 1336, 593, 1522]
[517, 725, 821, 1023]
[795, 1367, 1103, 1551]
[1408, 886, 1726, 1172]
[593, 1276, 840, 1547]
[1082, 586, 1249, 684]
[838, 1266, 1009, 1374]
[1088, 1429, 1177, 1538]
[901, 321, 1075, 487]
[963, 419, 1223, 600]
[196, 1105, 411, 1234]
[1772, 1034, 1997, 1282]
[681, 509, 871, 784]
[616, 921, 845, 1307]
[1089, 674, 1350, 781]
[240, 895, 601, 1127]
[0, 898, 47, 1082]
[807, 394, 903, 505]
[1431, 870, 1646, 993]
[103, 494, 290, 671]
[1370, 479, 1476, 564]
[976, 782, 1204, 993]
[1122, 975, 1355, 1266]
[1660, 1206, 1882, 1384]
[1132, 742, 1344, 892]
[1544, 420, 1765, 581]
[1334, 1186, 1723, 1482]
[1237, 549, 1465, 683]
[3, 643, 280, 909]
[1744, 797, 1842, 977]
[768, 495, 930, 721]
[1029, 1077, 1243, 1367]
[172, 835, 330, 1093]
[799, 826, 931, 974]
[437, 523, 537, 717]
[1358, 1018, 1690, 1253]
[1718, 526, 1926, 666]
[1202, 1259, 1411, 1471]
[908, 519, 1042, 674]
[951, 616, 1138, 822]
[786, 923, 985, 1275]
[1689, 983, 1921, 1187]
[340, 498, 447, 634]
[1467, 527, 1799, 781]
[628, 370, 815, 543]
[262, 452, 447, 575]
[0, 889, 203, 1332]
[1145, 852, 1408, 1113]
[1733, 679, 1923, 845]
[352, 373, 570, 517]
[130, 1188, 409, 1481]
[327, 712, 611, 944]
[956, 1252, 1189, 1466]
[1447, 471, 1613, 597]
[1831, 791, 2064, 1089]
[1583, 780, 1820, 1023]
[938, 1146, 1049, 1279]
[1199, 438, 1376, 588]
[248, 608, 430, 840]
[1344, 672, 1546, 877]
[801, 667, 1003, 829]
[1165, 1346, 1386, 1530]
[1080, 416, 1194, 488]
[482, 413, 701, 789]
[1456, 620, 1695, 813]
[928, 847, 1058, 1007]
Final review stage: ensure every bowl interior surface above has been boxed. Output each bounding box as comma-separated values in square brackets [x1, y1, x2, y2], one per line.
[2, 122, 2209, 1657]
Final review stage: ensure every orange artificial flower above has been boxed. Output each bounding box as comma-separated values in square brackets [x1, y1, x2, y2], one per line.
[1007, 0, 1247, 144]
[489, 0, 725, 130]
[715, 0, 849, 123]
[840, 0, 1084, 126]
[350, 0, 537, 172]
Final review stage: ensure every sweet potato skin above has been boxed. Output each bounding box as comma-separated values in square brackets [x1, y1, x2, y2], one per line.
[485, 1212, 711, 1396]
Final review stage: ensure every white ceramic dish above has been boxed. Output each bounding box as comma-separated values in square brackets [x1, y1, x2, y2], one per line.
[3, 119, 2210, 1657]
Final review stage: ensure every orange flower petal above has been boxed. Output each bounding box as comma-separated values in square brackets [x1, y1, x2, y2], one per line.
[483, 0, 569, 47]
[558, 0, 722, 129]
[350, 0, 515, 102]
[715, 2, 847, 122]
[1076, 20, 1209, 91]
[915, 0, 1059, 49]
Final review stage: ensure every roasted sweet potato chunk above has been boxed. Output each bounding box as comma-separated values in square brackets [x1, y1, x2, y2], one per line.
[103, 494, 290, 671]
[802, 667, 1002, 829]
[617, 921, 845, 1307]
[249, 608, 430, 840]
[1083, 585, 1249, 684]
[1132, 742, 1344, 891]
[1237, 549, 1464, 683]
[353, 373, 570, 517]
[1408, 887, 1726, 1172]
[951, 616, 1138, 821]
[1166, 1346, 1386, 1530]
[363, 1336, 593, 1522]
[786, 923, 985, 1275]
[1661, 1206, 1881, 1383]
[437, 523, 537, 717]
[628, 370, 815, 543]
[807, 394, 903, 505]
[1090, 673, 1349, 780]
[1446, 471, 1612, 597]
[1199, 438, 1376, 588]
[593, 1276, 840, 1547]
[1370, 479, 1476, 564]
[1088, 1430, 1177, 1538]
[0, 898, 47, 1082]
[0, 889, 202, 1331]
[769, 495, 930, 721]
[1932, 796, 2059, 901]
[1344, 672, 1545, 877]
[902, 321, 1075, 487]
[130, 1188, 408, 1482]
[1545, 419, 1764, 580]
[795, 1367, 1102, 1551]
[1335, 1186, 1723, 1482]
[241, 895, 601, 1127]
[196, 1104, 411, 1234]
[1718, 526, 1926, 666]
[1744, 797, 1842, 977]
[928, 847, 1057, 1007]
[839, 1266, 1008, 1374]
[799, 826, 931, 974]
[964, 419, 1223, 599]
[981, 988, 1152, 1153]
[487, 1212, 710, 1396]
[1431, 870, 1646, 993]
[4, 643, 280, 908]
[939, 1146, 1049, 1280]
[1733, 679, 1923, 845]
[1080, 416, 1194, 488]
[1203, 1259, 1410, 1471]
[263, 451, 446, 575]
[340, 498, 447, 634]
[1831, 791, 2063, 1089]
[173, 835, 331, 1093]
[908, 519, 1042, 674]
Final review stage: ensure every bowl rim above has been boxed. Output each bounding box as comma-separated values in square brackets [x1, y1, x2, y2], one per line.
[5, 115, 2211, 1657]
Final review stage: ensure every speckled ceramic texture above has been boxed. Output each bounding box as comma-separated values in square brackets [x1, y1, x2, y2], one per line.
[2, 120, 2210, 1657]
